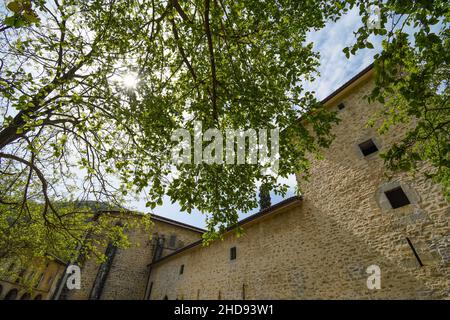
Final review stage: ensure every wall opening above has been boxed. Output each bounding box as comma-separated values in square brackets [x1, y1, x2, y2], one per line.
[337, 102, 345, 110]
[89, 241, 118, 300]
[169, 235, 177, 248]
[385, 187, 411, 209]
[35, 273, 44, 288]
[358, 139, 378, 156]
[4, 288, 18, 300]
[230, 247, 237, 260]
[16, 268, 26, 283]
[179, 264, 184, 275]
[20, 293, 31, 300]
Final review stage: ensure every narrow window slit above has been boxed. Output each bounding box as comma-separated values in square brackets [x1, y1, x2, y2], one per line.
[230, 247, 237, 260]
[179, 264, 184, 275]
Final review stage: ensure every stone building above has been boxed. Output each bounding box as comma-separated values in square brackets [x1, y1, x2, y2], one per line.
[0, 256, 66, 300]
[4, 64, 448, 300]
[61, 213, 204, 300]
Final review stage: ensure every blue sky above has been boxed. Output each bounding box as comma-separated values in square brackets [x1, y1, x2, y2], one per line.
[129, 8, 383, 229]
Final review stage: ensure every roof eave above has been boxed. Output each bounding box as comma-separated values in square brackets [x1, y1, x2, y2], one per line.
[149, 196, 302, 267]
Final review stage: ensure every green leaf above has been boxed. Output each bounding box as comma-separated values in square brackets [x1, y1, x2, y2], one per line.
[7, 1, 22, 13]
[23, 12, 40, 24]
[3, 16, 16, 27]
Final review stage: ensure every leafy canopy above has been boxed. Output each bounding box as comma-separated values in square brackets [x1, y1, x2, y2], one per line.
[0, 0, 341, 262]
[2, 0, 448, 271]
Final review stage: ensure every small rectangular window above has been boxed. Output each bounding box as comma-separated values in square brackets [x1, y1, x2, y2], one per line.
[337, 102, 345, 110]
[179, 264, 184, 275]
[358, 139, 378, 156]
[385, 187, 411, 209]
[169, 235, 177, 248]
[230, 247, 237, 260]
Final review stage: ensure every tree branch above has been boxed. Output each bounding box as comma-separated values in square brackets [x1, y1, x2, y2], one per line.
[204, 0, 218, 122]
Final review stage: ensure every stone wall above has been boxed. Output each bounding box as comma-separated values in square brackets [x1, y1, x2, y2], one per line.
[64, 217, 203, 300]
[297, 72, 449, 299]
[0, 258, 65, 300]
[146, 71, 449, 299]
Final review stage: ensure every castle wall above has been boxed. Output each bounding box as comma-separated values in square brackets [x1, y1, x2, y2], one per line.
[148, 199, 432, 299]
[146, 73, 449, 299]
[297, 75, 449, 298]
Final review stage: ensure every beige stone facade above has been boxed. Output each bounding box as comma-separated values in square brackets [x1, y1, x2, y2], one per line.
[0, 257, 65, 300]
[63, 214, 203, 300]
[48, 65, 449, 300]
[145, 66, 449, 300]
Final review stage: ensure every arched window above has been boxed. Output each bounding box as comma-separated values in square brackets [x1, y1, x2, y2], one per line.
[34, 294, 42, 300]
[163, 295, 168, 300]
[20, 293, 31, 300]
[15, 268, 26, 283]
[4, 288, 18, 300]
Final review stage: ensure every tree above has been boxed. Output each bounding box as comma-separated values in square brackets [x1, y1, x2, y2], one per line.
[0, 202, 150, 287]
[0, 0, 341, 266]
[0, 0, 154, 276]
[342, 0, 450, 200]
[258, 183, 271, 210]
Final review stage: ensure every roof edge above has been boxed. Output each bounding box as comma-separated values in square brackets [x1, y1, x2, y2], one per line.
[320, 63, 374, 105]
[149, 196, 302, 266]
[97, 210, 206, 233]
[150, 214, 206, 233]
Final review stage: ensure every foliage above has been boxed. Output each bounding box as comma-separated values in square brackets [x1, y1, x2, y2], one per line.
[0, 0, 341, 254]
[258, 183, 271, 210]
[2, 0, 41, 30]
[342, 0, 450, 200]
[0, 199, 152, 288]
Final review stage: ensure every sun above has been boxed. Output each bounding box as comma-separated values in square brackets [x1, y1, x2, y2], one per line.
[122, 73, 139, 88]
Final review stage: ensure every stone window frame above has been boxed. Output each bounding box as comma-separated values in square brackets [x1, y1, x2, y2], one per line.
[375, 181, 419, 211]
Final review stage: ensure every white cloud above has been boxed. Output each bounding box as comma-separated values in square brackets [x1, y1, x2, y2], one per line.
[305, 7, 381, 100]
